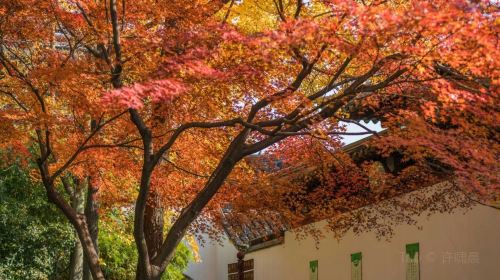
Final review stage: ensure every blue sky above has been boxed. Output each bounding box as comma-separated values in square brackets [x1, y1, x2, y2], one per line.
[339, 120, 384, 145]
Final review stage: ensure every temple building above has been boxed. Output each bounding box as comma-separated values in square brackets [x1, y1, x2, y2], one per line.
[185, 124, 500, 280]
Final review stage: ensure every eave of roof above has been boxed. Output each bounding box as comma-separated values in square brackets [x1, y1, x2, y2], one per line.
[223, 134, 383, 252]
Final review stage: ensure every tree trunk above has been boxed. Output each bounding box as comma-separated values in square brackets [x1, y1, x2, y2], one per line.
[144, 189, 164, 259]
[38, 160, 105, 280]
[70, 182, 85, 280]
[135, 262, 150, 280]
[135, 187, 165, 280]
[74, 216, 105, 280]
[83, 176, 99, 280]
[70, 227, 85, 280]
[138, 189, 164, 280]
[152, 149, 243, 275]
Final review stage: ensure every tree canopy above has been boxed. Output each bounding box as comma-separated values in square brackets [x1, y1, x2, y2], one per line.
[0, 0, 498, 279]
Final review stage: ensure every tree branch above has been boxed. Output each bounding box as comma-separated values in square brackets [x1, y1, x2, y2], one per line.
[50, 110, 127, 181]
[294, 0, 303, 19]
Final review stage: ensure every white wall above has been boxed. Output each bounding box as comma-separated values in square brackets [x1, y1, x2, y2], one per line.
[186, 236, 238, 280]
[186, 204, 500, 280]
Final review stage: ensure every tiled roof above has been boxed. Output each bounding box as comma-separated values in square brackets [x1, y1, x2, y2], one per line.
[221, 208, 287, 251]
[222, 136, 376, 252]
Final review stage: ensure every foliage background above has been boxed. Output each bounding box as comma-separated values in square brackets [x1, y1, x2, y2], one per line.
[0, 159, 194, 280]
[100, 209, 194, 280]
[0, 162, 74, 280]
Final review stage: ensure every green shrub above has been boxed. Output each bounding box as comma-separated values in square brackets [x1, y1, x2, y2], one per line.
[0, 164, 74, 280]
[99, 209, 194, 280]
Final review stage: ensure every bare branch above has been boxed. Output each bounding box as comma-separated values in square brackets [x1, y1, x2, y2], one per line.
[222, 0, 236, 24]
[50, 110, 128, 181]
[0, 89, 29, 112]
[153, 117, 248, 165]
[109, 0, 122, 64]
[294, 0, 303, 19]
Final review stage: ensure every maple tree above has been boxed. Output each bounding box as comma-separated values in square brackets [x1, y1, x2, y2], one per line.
[0, 0, 498, 280]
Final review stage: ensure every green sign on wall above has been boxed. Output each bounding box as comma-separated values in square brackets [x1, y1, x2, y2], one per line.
[405, 243, 420, 280]
[309, 260, 318, 280]
[351, 252, 362, 280]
